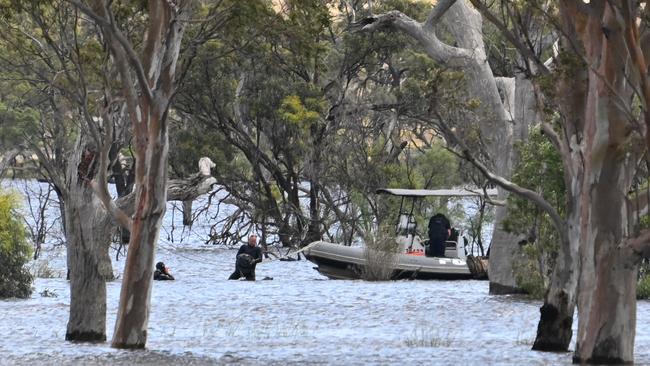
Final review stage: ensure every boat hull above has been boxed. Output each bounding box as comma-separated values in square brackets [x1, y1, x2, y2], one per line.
[304, 241, 474, 280]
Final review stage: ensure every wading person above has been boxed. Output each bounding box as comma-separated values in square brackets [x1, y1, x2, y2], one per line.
[228, 234, 263, 281]
[427, 213, 451, 258]
[154, 261, 175, 281]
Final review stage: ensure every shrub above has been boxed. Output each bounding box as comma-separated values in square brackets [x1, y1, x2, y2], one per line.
[29, 260, 59, 279]
[513, 243, 547, 299]
[638, 276, 650, 300]
[0, 189, 33, 298]
[404, 327, 454, 348]
[360, 227, 398, 281]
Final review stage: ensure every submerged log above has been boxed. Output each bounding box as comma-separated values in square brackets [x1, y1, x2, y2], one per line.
[115, 173, 217, 217]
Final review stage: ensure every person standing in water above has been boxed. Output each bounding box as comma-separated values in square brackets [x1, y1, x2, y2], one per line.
[228, 234, 263, 281]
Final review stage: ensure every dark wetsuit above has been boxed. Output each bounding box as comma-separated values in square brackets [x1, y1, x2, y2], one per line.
[427, 214, 451, 257]
[154, 270, 175, 281]
[228, 244, 262, 281]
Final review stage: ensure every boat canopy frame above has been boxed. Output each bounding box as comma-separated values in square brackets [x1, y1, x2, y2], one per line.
[375, 188, 499, 198]
[376, 187, 499, 237]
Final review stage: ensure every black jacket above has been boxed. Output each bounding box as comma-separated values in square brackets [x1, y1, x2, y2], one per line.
[428, 214, 451, 240]
[236, 244, 262, 264]
[154, 270, 175, 281]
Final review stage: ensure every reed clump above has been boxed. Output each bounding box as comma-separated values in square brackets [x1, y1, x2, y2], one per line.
[361, 228, 398, 281]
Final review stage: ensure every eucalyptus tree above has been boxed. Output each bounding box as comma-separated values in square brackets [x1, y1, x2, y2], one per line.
[348, 0, 583, 354]
[542, 2, 650, 362]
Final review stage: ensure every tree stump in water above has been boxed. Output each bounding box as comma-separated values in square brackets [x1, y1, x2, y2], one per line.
[467, 255, 488, 279]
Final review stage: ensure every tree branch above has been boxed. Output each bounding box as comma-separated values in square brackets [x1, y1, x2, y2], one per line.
[468, 0, 550, 74]
[424, 0, 457, 30]
[155, 2, 191, 108]
[68, 0, 154, 103]
[350, 9, 474, 67]
[437, 115, 566, 239]
[91, 107, 133, 231]
[494, 76, 515, 122]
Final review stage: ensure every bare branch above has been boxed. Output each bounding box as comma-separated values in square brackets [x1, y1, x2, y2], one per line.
[540, 121, 563, 153]
[350, 10, 474, 67]
[27, 142, 67, 199]
[115, 172, 216, 218]
[91, 107, 133, 231]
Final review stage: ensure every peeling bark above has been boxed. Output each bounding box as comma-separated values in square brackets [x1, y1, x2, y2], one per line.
[559, 2, 641, 362]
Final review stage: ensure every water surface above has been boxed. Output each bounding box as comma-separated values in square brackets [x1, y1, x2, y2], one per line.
[1, 180, 649, 365]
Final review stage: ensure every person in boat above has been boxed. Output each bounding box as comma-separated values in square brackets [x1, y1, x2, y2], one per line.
[154, 261, 175, 281]
[427, 213, 451, 257]
[228, 233, 263, 281]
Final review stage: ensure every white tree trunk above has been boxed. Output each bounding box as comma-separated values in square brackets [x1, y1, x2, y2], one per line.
[487, 75, 536, 293]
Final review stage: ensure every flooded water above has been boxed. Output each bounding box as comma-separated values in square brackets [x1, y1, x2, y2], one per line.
[2, 180, 650, 365]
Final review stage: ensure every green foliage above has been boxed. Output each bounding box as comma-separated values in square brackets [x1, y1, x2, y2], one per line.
[416, 144, 461, 188]
[173, 0, 472, 246]
[638, 261, 650, 300]
[279, 95, 324, 128]
[0, 101, 39, 146]
[505, 132, 565, 232]
[506, 131, 565, 297]
[638, 277, 650, 300]
[638, 276, 650, 300]
[168, 125, 234, 178]
[513, 243, 547, 299]
[0, 189, 33, 298]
